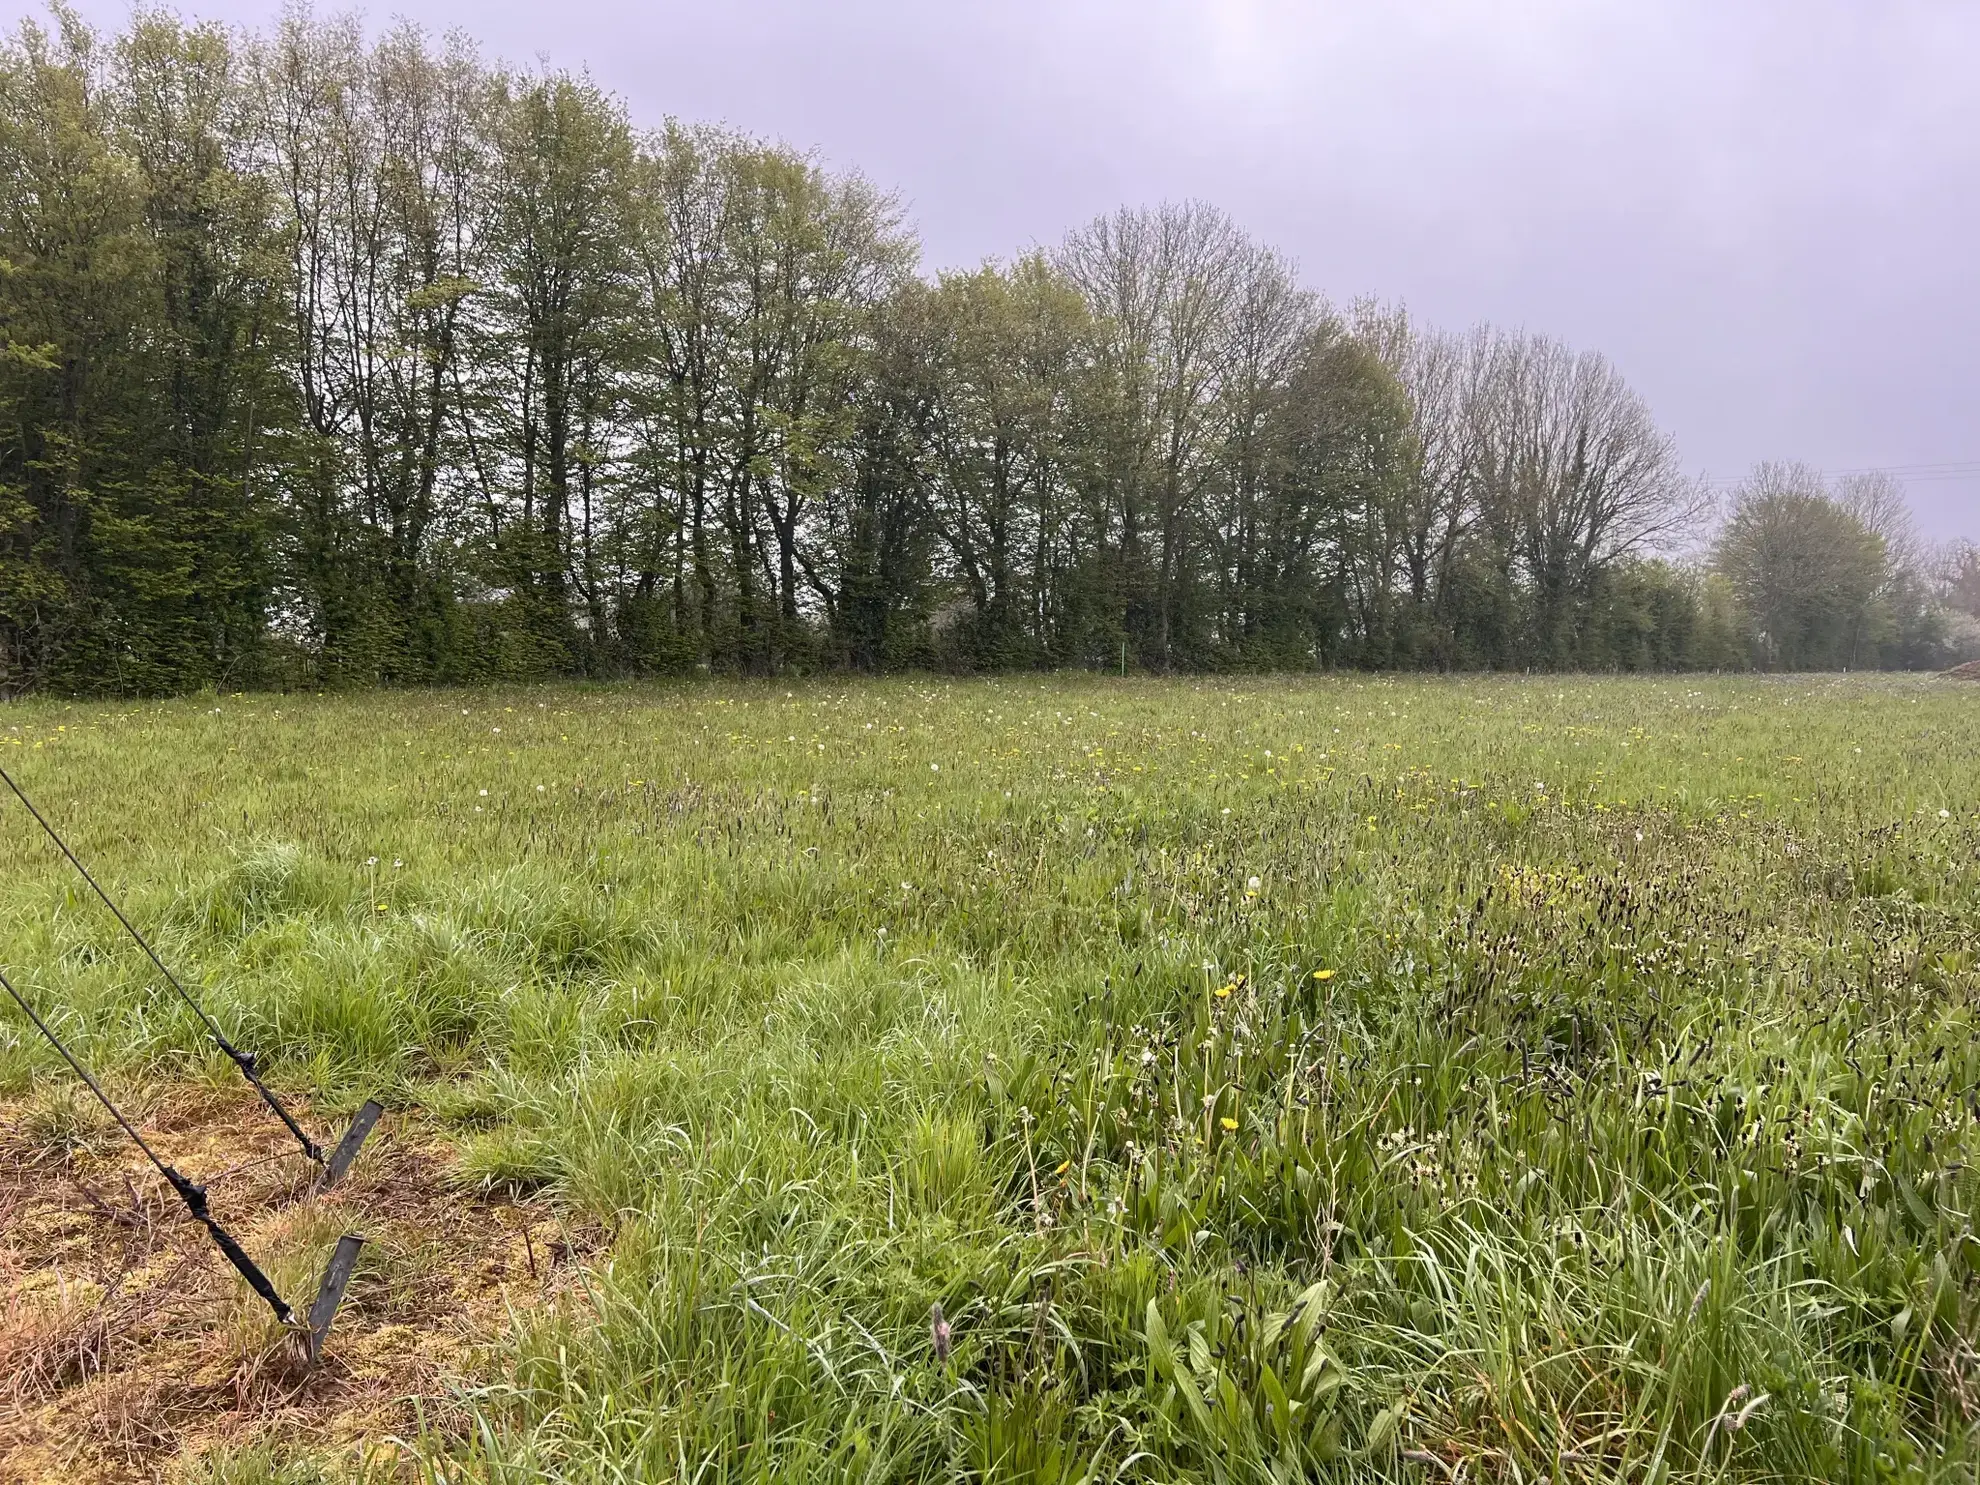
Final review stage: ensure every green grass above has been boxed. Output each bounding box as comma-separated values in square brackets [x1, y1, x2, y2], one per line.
[5, 673, 1980, 1483]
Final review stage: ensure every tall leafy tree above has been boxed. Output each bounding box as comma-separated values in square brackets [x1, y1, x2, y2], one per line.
[1, 7, 275, 694]
[1715, 464, 1890, 669]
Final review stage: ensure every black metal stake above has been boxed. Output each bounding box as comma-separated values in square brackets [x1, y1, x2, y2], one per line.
[325, 1100, 383, 1186]
[305, 1235, 366, 1363]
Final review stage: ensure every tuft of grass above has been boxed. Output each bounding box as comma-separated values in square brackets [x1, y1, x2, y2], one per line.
[10, 1081, 123, 1165]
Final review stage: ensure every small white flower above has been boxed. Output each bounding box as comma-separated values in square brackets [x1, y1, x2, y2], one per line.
[930, 762, 940, 772]
[1634, 831, 1643, 842]
[1246, 875, 1262, 892]
[478, 788, 488, 796]
[366, 856, 378, 866]
[1939, 809, 1951, 819]
[536, 784, 546, 792]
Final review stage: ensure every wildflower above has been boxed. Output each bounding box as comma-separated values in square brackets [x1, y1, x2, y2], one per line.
[1940, 809, 1951, 819]
[1312, 968, 1335, 981]
[366, 856, 378, 866]
[478, 788, 488, 796]
[930, 762, 940, 771]
[1215, 981, 1235, 999]
[1220, 1117, 1238, 1131]
[1245, 874, 1261, 895]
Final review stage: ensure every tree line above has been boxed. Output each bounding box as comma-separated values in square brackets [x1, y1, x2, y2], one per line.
[2, 8, 1974, 695]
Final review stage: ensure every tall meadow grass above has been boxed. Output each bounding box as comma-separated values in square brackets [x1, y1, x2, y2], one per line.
[3, 674, 1977, 1481]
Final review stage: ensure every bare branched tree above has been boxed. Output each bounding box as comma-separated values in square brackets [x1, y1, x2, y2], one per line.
[1467, 328, 1704, 660]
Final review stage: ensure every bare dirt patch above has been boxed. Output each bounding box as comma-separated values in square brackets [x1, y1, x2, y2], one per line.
[0, 1087, 595, 1484]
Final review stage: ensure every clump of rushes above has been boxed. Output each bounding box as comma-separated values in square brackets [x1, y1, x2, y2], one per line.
[3, 674, 1978, 1482]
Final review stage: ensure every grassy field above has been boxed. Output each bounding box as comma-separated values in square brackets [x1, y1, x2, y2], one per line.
[2, 673, 1979, 1484]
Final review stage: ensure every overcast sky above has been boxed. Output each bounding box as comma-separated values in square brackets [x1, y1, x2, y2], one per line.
[31, 0, 1980, 543]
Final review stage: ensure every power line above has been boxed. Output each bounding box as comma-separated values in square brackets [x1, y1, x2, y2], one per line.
[1701, 461, 1980, 489]
[0, 962, 296, 1323]
[0, 764, 326, 1170]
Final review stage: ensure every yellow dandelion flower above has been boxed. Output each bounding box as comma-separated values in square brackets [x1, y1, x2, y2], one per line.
[1312, 968, 1335, 981]
[1214, 982, 1234, 998]
[1219, 1117, 1239, 1131]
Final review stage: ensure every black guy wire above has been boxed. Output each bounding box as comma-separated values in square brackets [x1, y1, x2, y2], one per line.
[0, 763, 325, 1168]
[0, 961, 295, 1324]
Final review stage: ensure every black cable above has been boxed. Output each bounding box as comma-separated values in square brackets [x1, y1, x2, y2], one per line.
[0, 764, 324, 1168]
[0, 962, 295, 1324]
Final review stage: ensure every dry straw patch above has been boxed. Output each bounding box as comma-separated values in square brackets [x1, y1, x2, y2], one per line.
[0, 1087, 596, 1485]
